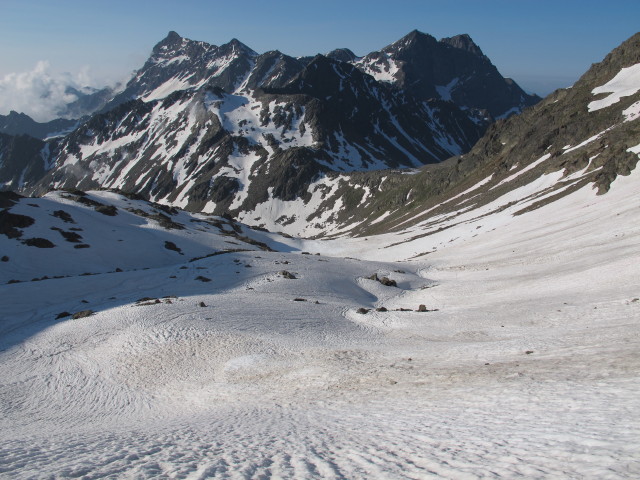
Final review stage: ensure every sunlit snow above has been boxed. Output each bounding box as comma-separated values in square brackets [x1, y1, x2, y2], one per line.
[588, 62, 640, 112]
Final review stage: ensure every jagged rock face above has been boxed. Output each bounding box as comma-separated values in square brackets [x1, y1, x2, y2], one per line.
[354, 30, 540, 119]
[105, 32, 259, 109]
[244, 51, 306, 90]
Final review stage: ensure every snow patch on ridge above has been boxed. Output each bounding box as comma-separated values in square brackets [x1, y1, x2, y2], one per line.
[355, 55, 400, 83]
[588, 62, 640, 112]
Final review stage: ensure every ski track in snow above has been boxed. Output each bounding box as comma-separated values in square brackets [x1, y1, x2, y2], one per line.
[2, 167, 640, 477]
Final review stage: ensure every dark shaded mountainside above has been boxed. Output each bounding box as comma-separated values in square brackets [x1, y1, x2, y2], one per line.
[354, 30, 538, 119]
[1, 30, 538, 225]
[0, 111, 78, 140]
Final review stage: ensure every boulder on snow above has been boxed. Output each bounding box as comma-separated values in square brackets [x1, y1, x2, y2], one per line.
[379, 277, 397, 287]
[368, 273, 397, 287]
[22, 237, 55, 248]
[279, 270, 296, 279]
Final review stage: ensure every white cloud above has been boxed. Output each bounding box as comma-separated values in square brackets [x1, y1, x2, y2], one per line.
[0, 61, 100, 122]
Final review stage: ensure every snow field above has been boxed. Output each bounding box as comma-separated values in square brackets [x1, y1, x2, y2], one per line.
[1, 160, 640, 478]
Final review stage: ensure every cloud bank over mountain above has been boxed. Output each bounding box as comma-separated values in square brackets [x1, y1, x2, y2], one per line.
[0, 61, 102, 122]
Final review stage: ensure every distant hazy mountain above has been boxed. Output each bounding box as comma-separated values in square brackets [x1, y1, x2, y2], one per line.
[0, 111, 77, 140]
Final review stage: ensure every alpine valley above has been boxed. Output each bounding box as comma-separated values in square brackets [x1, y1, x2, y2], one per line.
[0, 30, 639, 479]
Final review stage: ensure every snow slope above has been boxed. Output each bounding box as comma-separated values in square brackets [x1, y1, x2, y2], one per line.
[1, 159, 639, 478]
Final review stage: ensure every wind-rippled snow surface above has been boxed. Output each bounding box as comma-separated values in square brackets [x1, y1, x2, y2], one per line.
[2, 169, 640, 478]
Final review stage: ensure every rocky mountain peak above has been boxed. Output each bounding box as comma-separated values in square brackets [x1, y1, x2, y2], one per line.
[440, 34, 485, 57]
[223, 38, 258, 57]
[326, 48, 358, 63]
[385, 29, 438, 54]
[153, 30, 186, 53]
[355, 29, 540, 118]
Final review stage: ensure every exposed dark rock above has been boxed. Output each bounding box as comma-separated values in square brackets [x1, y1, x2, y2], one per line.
[0, 210, 35, 238]
[0, 134, 48, 191]
[279, 270, 296, 279]
[95, 204, 118, 216]
[0, 191, 24, 208]
[357, 307, 370, 314]
[52, 210, 75, 223]
[368, 273, 397, 287]
[195, 275, 212, 282]
[379, 277, 397, 287]
[164, 241, 183, 254]
[22, 237, 55, 248]
[136, 299, 162, 306]
[136, 297, 156, 303]
[55, 312, 71, 319]
[72, 310, 94, 319]
[50, 227, 83, 243]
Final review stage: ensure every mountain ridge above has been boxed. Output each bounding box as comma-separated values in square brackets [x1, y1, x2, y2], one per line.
[4, 29, 531, 223]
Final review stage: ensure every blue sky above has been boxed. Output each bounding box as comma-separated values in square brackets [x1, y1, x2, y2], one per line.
[1, 0, 639, 110]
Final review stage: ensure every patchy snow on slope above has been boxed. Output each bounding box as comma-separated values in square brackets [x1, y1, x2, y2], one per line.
[207, 93, 315, 149]
[220, 149, 263, 210]
[562, 127, 613, 154]
[355, 55, 400, 83]
[623, 100, 640, 121]
[491, 153, 552, 189]
[435, 77, 459, 101]
[588, 62, 640, 112]
[449, 175, 493, 202]
[143, 76, 194, 102]
[235, 176, 350, 237]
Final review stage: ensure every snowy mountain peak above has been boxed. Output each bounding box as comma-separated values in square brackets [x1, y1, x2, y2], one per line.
[151, 30, 192, 56]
